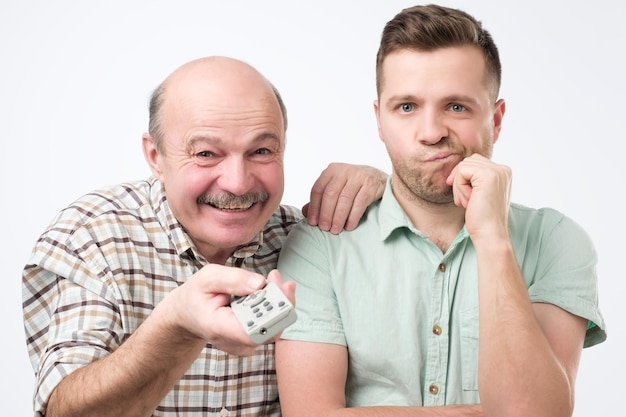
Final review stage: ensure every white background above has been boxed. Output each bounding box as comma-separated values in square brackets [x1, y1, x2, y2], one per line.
[1, 1, 623, 415]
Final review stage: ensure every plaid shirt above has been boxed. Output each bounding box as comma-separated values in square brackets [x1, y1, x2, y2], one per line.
[22, 177, 302, 416]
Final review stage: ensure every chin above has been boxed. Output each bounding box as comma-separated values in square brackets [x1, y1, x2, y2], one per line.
[197, 226, 247, 248]
[217, 215, 266, 239]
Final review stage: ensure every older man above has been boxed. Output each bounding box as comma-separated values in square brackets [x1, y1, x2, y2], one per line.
[23, 56, 386, 417]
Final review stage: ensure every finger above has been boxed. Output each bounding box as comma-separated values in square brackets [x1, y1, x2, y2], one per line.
[328, 188, 367, 234]
[198, 264, 266, 297]
[300, 202, 310, 220]
[305, 172, 341, 231]
[341, 174, 386, 231]
[454, 183, 472, 208]
[326, 170, 381, 233]
[338, 196, 365, 232]
[306, 163, 387, 233]
[328, 183, 362, 234]
[208, 310, 259, 355]
[450, 165, 473, 208]
[446, 165, 457, 186]
[267, 269, 296, 305]
[329, 167, 387, 233]
[266, 268, 283, 285]
[314, 176, 345, 232]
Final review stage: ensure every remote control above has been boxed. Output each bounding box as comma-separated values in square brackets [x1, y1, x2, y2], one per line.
[231, 281, 297, 344]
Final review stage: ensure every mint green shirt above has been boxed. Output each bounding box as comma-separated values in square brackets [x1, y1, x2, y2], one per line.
[278, 180, 606, 407]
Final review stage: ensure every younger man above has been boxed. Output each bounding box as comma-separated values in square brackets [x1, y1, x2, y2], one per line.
[276, 5, 606, 417]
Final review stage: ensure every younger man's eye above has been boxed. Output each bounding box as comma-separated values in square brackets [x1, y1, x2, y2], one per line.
[450, 104, 466, 112]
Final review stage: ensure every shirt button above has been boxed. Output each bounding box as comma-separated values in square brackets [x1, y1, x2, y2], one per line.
[429, 384, 439, 395]
[432, 325, 442, 336]
[438, 263, 446, 272]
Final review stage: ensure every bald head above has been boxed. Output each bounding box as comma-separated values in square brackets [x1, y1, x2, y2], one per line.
[148, 56, 287, 153]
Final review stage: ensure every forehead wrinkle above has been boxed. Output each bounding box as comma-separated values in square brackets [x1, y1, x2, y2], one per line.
[186, 134, 220, 152]
[185, 131, 282, 152]
[168, 95, 283, 134]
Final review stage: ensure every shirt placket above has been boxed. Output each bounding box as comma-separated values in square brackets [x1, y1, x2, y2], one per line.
[423, 257, 450, 406]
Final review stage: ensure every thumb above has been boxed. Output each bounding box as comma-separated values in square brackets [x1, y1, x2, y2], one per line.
[246, 275, 266, 292]
[197, 264, 266, 296]
[268, 269, 296, 305]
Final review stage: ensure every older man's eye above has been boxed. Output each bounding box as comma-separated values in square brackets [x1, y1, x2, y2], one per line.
[197, 151, 214, 158]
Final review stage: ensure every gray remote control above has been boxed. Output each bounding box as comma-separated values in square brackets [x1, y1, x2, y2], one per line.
[231, 281, 297, 344]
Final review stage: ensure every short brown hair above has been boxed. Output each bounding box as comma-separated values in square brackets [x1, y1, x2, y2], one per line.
[376, 4, 502, 101]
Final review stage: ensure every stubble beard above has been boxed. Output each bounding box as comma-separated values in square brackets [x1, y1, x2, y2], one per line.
[391, 136, 495, 207]
[391, 157, 456, 207]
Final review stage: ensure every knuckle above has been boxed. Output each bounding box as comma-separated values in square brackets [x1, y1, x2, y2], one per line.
[323, 184, 341, 198]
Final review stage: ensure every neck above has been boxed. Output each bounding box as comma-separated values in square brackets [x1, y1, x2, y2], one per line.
[198, 245, 238, 266]
[393, 187, 465, 253]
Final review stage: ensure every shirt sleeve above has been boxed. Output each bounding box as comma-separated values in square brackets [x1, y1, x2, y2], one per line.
[277, 220, 347, 346]
[524, 210, 606, 348]
[23, 228, 125, 414]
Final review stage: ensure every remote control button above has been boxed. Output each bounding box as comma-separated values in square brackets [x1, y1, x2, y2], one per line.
[250, 296, 266, 308]
[242, 289, 266, 306]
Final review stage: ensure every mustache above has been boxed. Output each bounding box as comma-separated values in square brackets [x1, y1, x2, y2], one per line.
[197, 191, 269, 206]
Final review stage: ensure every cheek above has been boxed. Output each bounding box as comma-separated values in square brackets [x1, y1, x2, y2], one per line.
[474, 121, 496, 151]
[260, 162, 284, 196]
[166, 166, 207, 202]
[455, 121, 483, 145]
[380, 114, 414, 144]
[381, 127, 409, 155]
